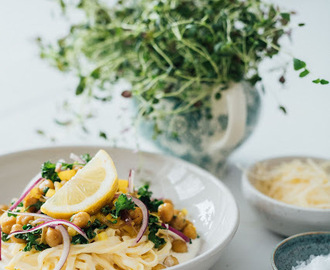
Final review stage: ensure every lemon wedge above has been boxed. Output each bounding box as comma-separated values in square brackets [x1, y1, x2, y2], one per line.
[41, 149, 118, 219]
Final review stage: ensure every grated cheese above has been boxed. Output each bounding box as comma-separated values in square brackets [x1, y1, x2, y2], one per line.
[251, 159, 330, 209]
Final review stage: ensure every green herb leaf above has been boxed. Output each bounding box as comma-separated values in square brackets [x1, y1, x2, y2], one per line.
[14, 224, 50, 252]
[61, 163, 74, 170]
[313, 78, 329, 85]
[112, 194, 135, 218]
[76, 76, 86, 95]
[1, 232, 9, 242]
[293, 58, 306, 71]
[299, 69, 309, 78]
[148, 215, 166, 248]
[41, 161, 61, 182]
[279, 105, 287, 114]
[99, 131, 108, 140]
[81, 153, 92, 163]
[138, 185, 164, 212]
[101, 205, 111, 215]
[71, 234, 89, 244]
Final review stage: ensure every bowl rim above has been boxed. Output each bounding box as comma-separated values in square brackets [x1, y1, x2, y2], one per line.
[242, 155, 330, 213]
[0, 145, 240, 270]
[271, 231, 330, 270]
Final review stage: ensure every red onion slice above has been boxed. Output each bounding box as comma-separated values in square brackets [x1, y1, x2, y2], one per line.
[9, 219, 88, 241]
[55, 160, 64, 173]
[9, 177, 44, 211]
[69, 153, 85, 164]
[128, 169, 135, 194]
[6, 211, 53, 220]
[55, 225, 70, 270]
[129, 196, 148, 244]
[162, 223, 190, 242]
[114, 194, 149, 244]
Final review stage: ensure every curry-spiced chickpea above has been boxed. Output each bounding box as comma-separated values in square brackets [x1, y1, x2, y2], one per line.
[71, 212, 90, 228]
[158, 203, 174, 223]
[170, 211, 186, 230]
[152, 264, 166, 270]
[38, 180, 54, 194]
[171, 239, 188, 253]
[129, 207, 143, 225]
[17, 215, 34, 226]
[183, 223, 197, 239]
[23, 195, 39, 212]
[1, 215, 16, 234]
[45, 228, 63, 247]
[163, 199, 173, 205]
[163, 255, 179, 267]
[0, 204, 9, 214]
[10, 224, 26, 243]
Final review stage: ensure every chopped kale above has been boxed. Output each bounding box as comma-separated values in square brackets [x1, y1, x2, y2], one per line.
[138, 184, 164, 212]
[81, 153, 92, 163]
[148, 215, 166, 248]
[78, 219, 108, 241]
[71, 234, 89, 244]
[111, 194, 135, 218]
[41, 161, 60, 182]
[1, 232, 9, 242]
[61, 163, 74, 170]
[100, 205, 111, 215]
[43, 187, 50, 194]
[7, 211, 18, 217]
[15, 224, 50, 252]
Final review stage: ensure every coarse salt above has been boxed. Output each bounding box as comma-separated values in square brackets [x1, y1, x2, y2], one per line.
[292, 254, 330, 270]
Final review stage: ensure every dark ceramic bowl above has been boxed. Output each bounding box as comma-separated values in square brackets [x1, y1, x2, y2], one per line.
[272, 232, 330, 270]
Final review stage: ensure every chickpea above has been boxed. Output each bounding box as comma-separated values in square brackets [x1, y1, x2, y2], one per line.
[23, 195, 39, 212]
[17, 215, 34, 226]
[170, 212, 186, 230]
[1, 216, 16, 234]
[163, 255, 179, 267]
[152, 264, 166, 270]
[0, 204, 9, 214]
[163, 199, 173, 205]
[10, 224, 26, 243]
[39, 180, 54, 194]
[171, 239, 188, 253]
[129, 207, 143, 225]
[183, 223, 197, 239]
[45, 228, 63, 247]
[71, 212, 90, 228]
[158, 203, 174, 223]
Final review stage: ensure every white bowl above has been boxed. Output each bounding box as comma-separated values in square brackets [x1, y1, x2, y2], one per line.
[0, 146, 239, 270]
[242, 156, 330, 237]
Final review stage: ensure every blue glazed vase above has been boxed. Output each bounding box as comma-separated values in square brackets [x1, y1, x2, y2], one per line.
[138, 82, 261, 176]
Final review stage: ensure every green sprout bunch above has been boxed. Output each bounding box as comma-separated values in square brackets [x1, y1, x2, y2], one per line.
[38, 0, 313, 134]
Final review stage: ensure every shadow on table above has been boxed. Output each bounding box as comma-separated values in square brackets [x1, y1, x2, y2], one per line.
[209, 162, 284, 270]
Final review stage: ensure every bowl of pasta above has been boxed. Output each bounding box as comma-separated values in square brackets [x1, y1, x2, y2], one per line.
[0, 146, 239, 270]
[242, 156, 330, 237]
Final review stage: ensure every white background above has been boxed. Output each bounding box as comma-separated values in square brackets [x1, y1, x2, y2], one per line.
[0, 0, 330, 269]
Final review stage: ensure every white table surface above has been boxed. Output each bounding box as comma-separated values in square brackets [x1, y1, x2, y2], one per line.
[1, 0, 330, 269]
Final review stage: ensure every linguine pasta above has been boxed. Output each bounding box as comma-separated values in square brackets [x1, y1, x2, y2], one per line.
[0, 150, 200, 270]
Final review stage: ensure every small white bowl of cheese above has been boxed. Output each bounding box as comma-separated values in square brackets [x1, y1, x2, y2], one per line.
[242, 156, 330, 236]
